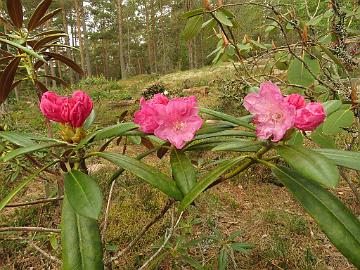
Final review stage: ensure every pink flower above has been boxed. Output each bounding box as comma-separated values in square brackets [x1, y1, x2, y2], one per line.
[285, 94, 306, 109]
[69, 91, 93, 128]
[295, 102, 326, 131]
[243, 82, 296, 142]
[154, 96, 203, 149]
[40, 90, 93, 128]
[40, 92, 66, 123]
[134, 94, 169, 133]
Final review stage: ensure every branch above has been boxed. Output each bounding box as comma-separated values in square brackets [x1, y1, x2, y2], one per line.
[28, 240, 61, 264]
[137, 210, 184, 270]
[5, 196, 63, 208]
[0, 226, 60, 233]
[107, 199, 175, 265]
[101, 180, 116, 242]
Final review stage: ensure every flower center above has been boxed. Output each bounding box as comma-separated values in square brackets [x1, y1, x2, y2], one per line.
[272, 112, 283, 121]
[174, 121, 185, 131]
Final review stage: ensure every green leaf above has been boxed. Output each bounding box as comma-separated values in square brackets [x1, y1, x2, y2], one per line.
[185, 138, 242, 151]
[196, 122, 236, 136]
[179, 157, 244, 211]
[314, 149, 360, 171]
[183, 15, 203, 41]
[61, 195, 104, 270]
[287, 53, 320, 87]
[287, 131, 304, 146]
[170, 149, 196, 195]
[272, 166, 360, 269]
[1, 142, 62, 162]
[94, 122, 138, 141]
[276, 145, 339, 188]
[96, 152, 183, 201]
[49, 233, 58, 250]
[0, 131, 34, 146]
[306, 15, 323, 26]
[83, 109, 96, 130]
[182, 8, 204, 19]
[214, 10, 233, 27]
[323, 100, 342, 115]
[0, 38, 46, 62]
[212, 140, 262, 152]
[0, 160, 58, 212]
[230, 242, 254, 252]
[200, 108, 255, 130]
[323, 109, 354, 135]
[195, 129, 255, 140]
[310, 125, 336, 148]
[218, 248, 228, 270]
[64, 170, 103, 220]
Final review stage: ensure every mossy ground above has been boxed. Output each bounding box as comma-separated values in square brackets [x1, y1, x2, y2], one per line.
[0, 64, 359, 269]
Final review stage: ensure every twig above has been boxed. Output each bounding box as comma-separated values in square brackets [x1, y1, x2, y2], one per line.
[340, 169, 360, 206]
[28, 240, 61, 264]
[0, 226, 60, 233]
[101, 180, 116, 242]
[1, 237, 61, 264]
[137, 210, 184, 270]
[107, 199, 174, 265]
[5, 196, 63, 208]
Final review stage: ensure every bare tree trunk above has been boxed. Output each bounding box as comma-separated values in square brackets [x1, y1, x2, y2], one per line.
[75, 0, 85, 73]
[117, 0, 127, 79]
[82, 3, 92, 77]
[144, 0, 153, 73]
[61, 2, 74, 85]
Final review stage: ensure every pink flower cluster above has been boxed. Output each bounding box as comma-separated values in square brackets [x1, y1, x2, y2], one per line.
[40, 91, 93, 128]
[244, 82, 326, 142]
[134, 94, 203, 149]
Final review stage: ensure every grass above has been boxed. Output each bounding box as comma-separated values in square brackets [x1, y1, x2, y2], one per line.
[0, 64, 359, 269]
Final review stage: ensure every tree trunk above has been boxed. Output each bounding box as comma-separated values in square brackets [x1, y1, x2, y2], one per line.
[82, 3, 92, 77]
[75, 0, 85, 73]
[117, 0, 127, 79]
[61, 3, 74, 85]
[144, 0, 153, 73]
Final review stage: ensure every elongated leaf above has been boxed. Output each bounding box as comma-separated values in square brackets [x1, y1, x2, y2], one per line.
[94, 122, 138, 141]
[64, 170, 103, 220]
[35, 8, 62, 29]
[61, 195, 104, 270]
[195, 129, 255, 140]
[2, 142, 62, 162]
[323, 109, 354, 135]
[218, 248, 228, 270]
[179, 157, 244, 211]
[33, 33, 67, 51]
[33, 29, 66, 37]
[0, 131, 34, 146]
[27, 0, 52, 31]
[0, 38, 46, 62]
[287, 53, 320, 87]
[83, 109, 96, 130]
[6, 0, 23, 28]
[323, 100, 342, 115]
[287, 131, 304, 146]
[35, 80, 48, 93]
[200, 108, 255, 130]
[272, 166, 360, 268]
[170, 149, 196, 195]
[43, 52, 84, 75]
[212, 140, 262, 152]
[183, 15, 203, 41]
[0, 56, 14, 65]
[214, 10, 233, 26]
[40, 75, 69, 87]
[0, 57, 20, 103]
[0, 160, 58, 212]
[185, 138, 241, 151]
[196, 122, 236, 136]
[182, 8, 204, 19]
[230, 242, 254, 252]
[277, 145, 339, 188]
[97, 152, 183, 200]
[310, 125, 336, 148]
[314, 149, 360, 171]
